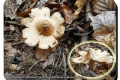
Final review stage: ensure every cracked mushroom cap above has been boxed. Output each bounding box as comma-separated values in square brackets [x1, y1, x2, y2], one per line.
[89, 48, 114, 64]
[21, 7, 65, 49]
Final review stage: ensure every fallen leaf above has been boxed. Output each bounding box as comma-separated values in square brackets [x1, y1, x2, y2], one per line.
[61, 4, 73, 24]
[16, 0, 23, 5]
[91, 0, 100, 5]
[88, 11, 116, 30]
[45, 2, 60, 9]
[98, 75, 115, 80]
[4, 0, 22, 19]
[74, 63, 89, 75]
[104, 30, 116, 52]
[89, 60, 108, 74]
[93, 26, 112, 41]
[4, 72, 16, 80]
[17, 0, 37, 17]
[9, 63, 18, 70]
[93, 0, 116, 14]
[10, 25, 15, 31]
[4, 41, 17, 57]
[84, 70, 98, 77]
[42, 54, 54, 69]
[74, 0, 88, 19]
[35, 46, 56, 61]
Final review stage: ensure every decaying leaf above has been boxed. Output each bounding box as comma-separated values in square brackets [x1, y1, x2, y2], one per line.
[17, 0, 37, 17]
[42, 54, 54, 69]
[89, 60, 109, 74]
[104, 30, 116, 53]
[16, 0, 23, 5]
[4, 72, 17, 80]
[91, 0, 100, 5]
[9, 63, 18, 70]
[88, 11, 116, 30]
[93, 0, 116, 14]
[89, 48, 113, 64]
[35, 46, 56, 61]
[61, 5, 73, 24]
[4, 41, 17, 57]
[98, 75, 115, 80]
[74, 64, 89, 75]
[10, 25, 15, 31]
[93, 26, 112, 41]
[84, 70, 98, 77]
[4, 0, 22, 19]
[71, 51, 90, 64]
[74, 0, 88, 19]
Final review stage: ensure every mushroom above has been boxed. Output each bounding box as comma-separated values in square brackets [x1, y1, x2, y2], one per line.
[89, 48, 113, 64]
[71, 51, 90, 64]
[21, 7, 65, 60]
[21, 7, 65, 49]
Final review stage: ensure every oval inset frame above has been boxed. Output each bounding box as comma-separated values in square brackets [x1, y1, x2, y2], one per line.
[68, 41, 116, 80]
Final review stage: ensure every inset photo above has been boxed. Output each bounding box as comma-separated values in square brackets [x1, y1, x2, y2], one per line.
[68, 41, 116, 80]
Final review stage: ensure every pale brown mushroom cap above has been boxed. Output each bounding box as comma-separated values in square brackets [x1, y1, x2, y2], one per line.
[71, 51, 90, 64]
[21, 7, 65, 49]
[89, 48, 113, 64]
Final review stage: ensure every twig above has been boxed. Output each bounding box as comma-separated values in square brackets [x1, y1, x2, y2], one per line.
[73, 30, 93, 36]
[63, 52, 67, 80]
[4, 21, 21, 25]
[29, 60, 40, 71]
[12, 41, 24, 45]
[55, 50, 61, 68]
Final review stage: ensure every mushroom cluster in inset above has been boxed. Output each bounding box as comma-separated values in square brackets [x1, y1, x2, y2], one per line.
[71, 48, 113, 64]
[21, 7, 65, 60]
[70, 42, 115, 77]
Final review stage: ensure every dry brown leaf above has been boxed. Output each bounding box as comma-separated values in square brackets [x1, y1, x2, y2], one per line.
[89, 60, 109, 75]
[98, 75, 115, 80]
[74, 0, 88, 19]
[42, 54, 54, 69]
[61, 5, 73, 24]
[74, 64, 89, 75]
[35, 46, 56, 61]
[91, 0, 100, 5]
[4, 0, 22, 19]
[10, 25, 15, 31]
[93, 0, 116, 14]
[93, 26, 112, 41]
[88, 11, 116, 30]
[17, 0, 37, 17]
[9, 63, 18, 70]
[104, 30, 116, 52]
[4, 41, 17, 57]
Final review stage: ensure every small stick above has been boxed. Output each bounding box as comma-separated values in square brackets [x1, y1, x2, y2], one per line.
[73, 30, 93, 36]
[12, 41, 24, 45]
[29, 60, 40, 71]
[4, 21, 21, 25]
[63, 52, 67, 80]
